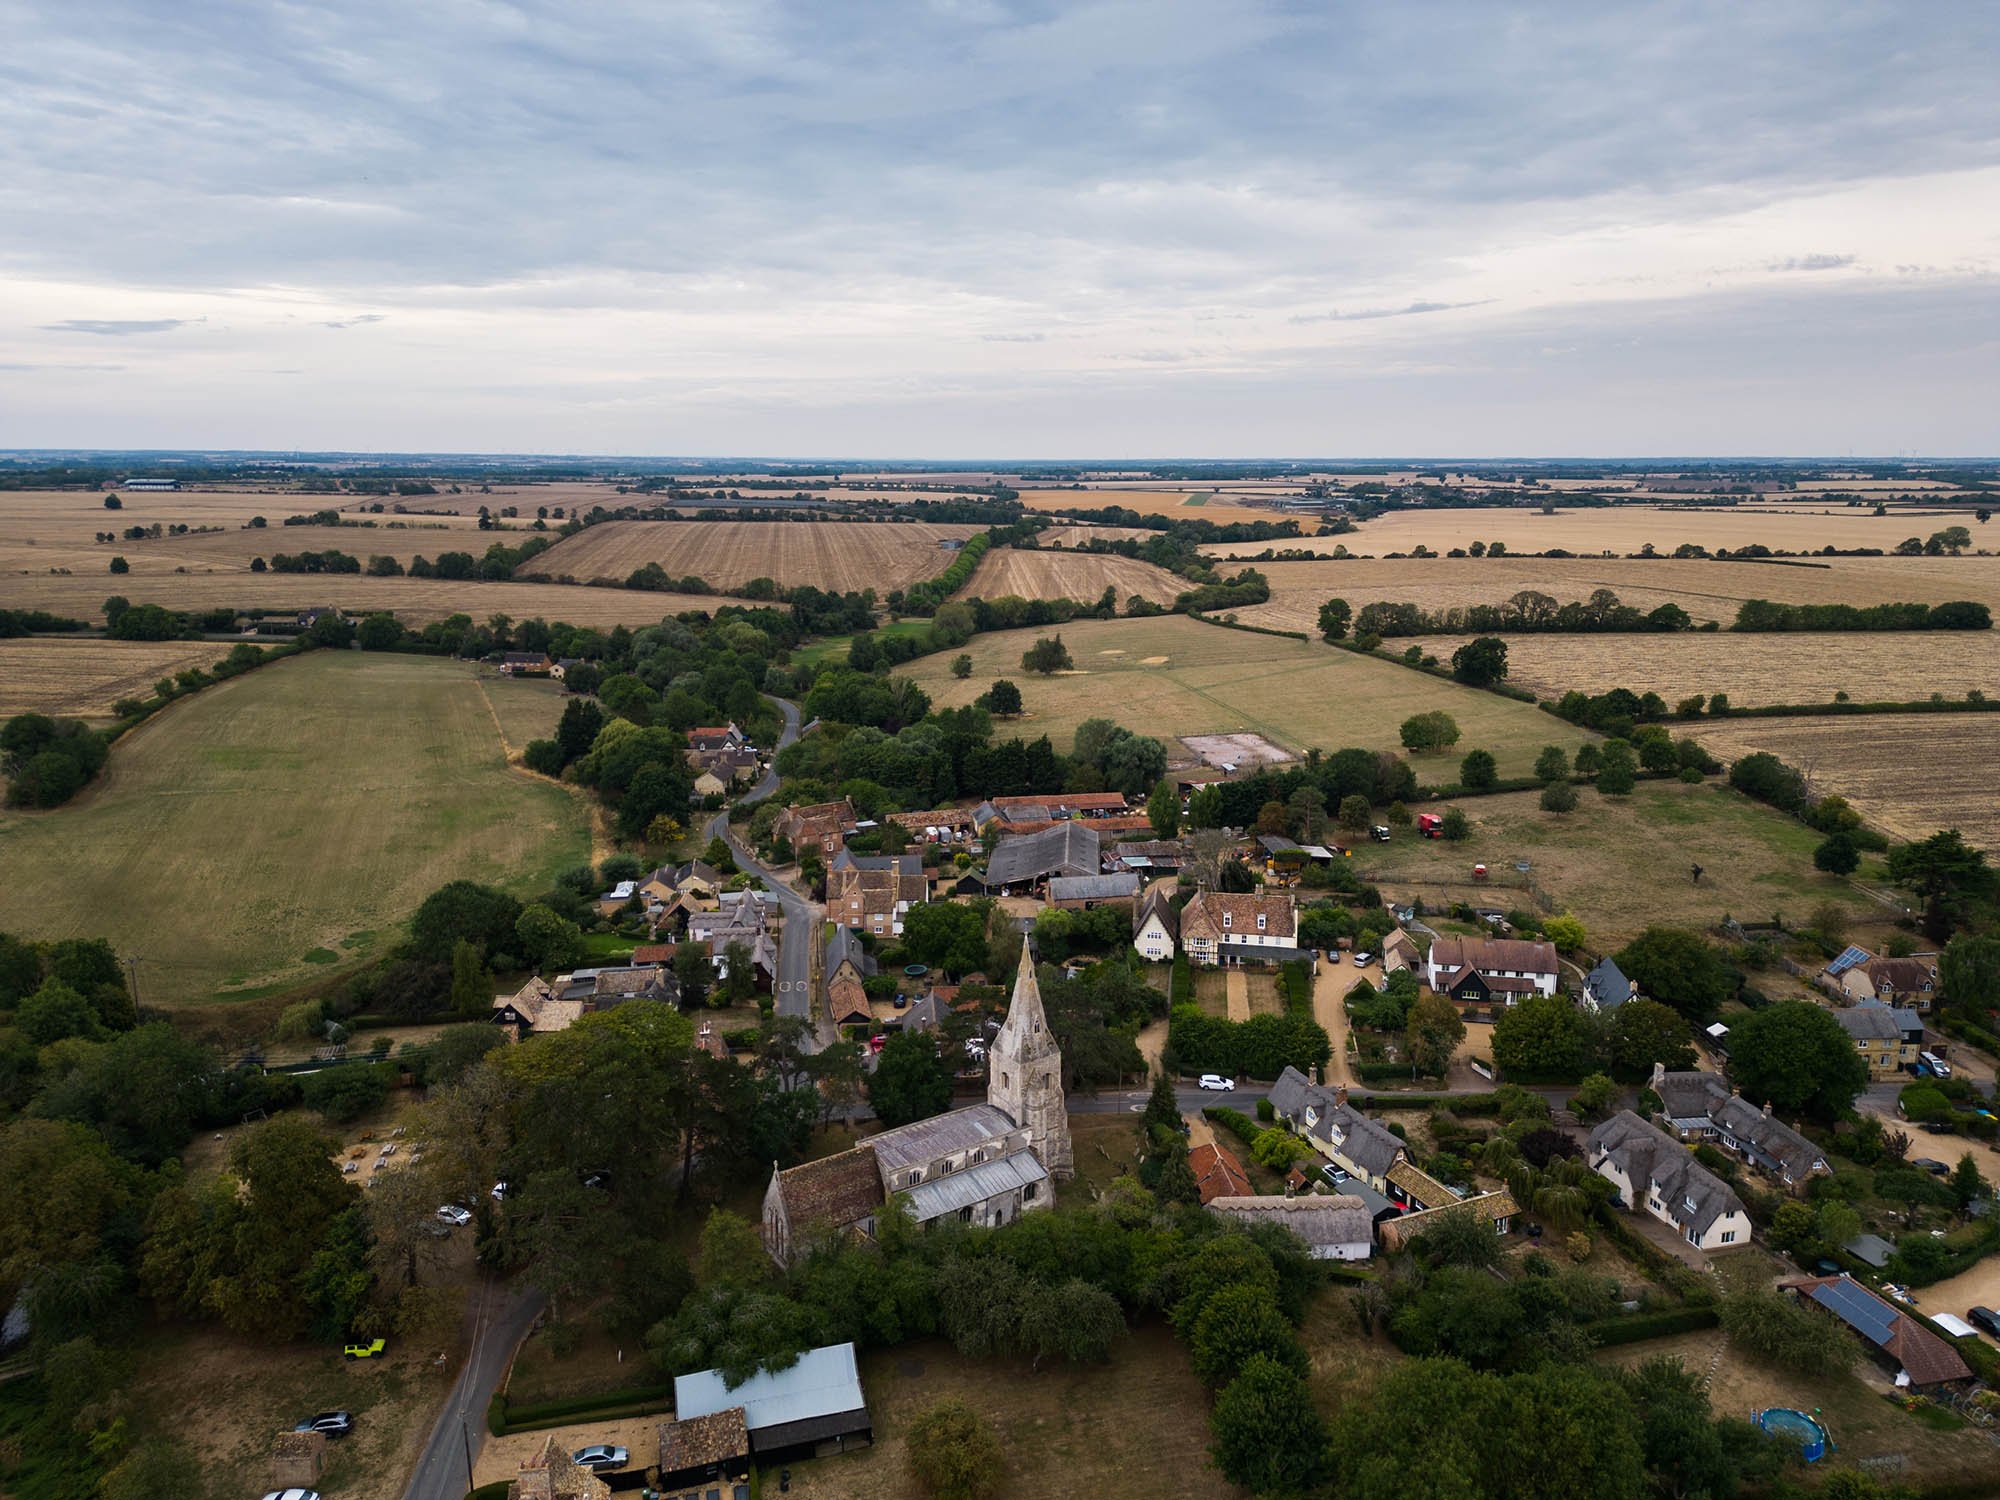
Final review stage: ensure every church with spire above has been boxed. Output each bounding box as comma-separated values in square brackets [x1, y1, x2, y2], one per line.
[761, 937, 1071, 1267]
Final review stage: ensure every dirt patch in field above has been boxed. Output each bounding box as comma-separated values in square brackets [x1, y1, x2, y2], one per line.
[1183, 730, 1294, 769]
[1139, 655, 1169, 665]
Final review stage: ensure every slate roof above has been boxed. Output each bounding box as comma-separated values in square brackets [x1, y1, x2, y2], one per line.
[868, 1103, 1018, 1175]
[901, 1150, 1048, 1223]
[1048, 872, 1142, 903]
[829, 850, 925, 876]
[1845, 1233, 1897, 1269]
[1585, 956, 1634, 1010]
[1589, 1109, 1746, 1241]
[1208, 1194, 1373, 1251]
[1134, 889, 1180, 940]
[985, 822, 1101, 887]
[824, 925, 877, 979]
[1709, 1095, 1829, 1181]
[1834, 1006, 1903, 1043]
[1651, 1068, 1728, 1124]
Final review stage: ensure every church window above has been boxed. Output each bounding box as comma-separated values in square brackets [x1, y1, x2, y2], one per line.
[960, 1207, 972, 1221]
[1024, 1183, 1037, 1202]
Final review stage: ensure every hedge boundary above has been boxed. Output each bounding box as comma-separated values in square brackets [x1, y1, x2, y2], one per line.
[485, 1381, 676, 1436]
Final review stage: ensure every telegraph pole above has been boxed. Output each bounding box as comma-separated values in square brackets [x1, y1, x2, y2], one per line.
[125, 955, 142, 1010]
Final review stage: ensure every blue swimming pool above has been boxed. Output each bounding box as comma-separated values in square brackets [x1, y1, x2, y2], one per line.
[1758, 1408, 1828, 1462]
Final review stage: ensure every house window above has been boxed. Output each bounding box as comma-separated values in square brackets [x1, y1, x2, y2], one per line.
[1720, 1230, 1737, 1244]
[1256, 914, 1266, 931]
[1683, 1196, 1697, 1214]
[1023, 1183, 1037, 1202]
[1221, 912, 1232, 929]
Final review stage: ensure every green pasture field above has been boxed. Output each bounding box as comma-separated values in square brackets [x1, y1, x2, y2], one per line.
[0, 652, 588, 1006]
[899, 614, 1592, 778]
[1354, 779, 1893, 948]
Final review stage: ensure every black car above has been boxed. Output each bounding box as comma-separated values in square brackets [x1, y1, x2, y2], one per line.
[1914, 1158, 1951, 1176]
[1968, 1306, 2000, 1338]
[294, 1411, 353, 1439]
[1921, 1121, 1955, 1135]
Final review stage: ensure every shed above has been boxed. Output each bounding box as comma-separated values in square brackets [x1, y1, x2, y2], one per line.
[1844, 1233, 1897, 1270]
[674, 1341, 873, 1463]
[657, 1406, 751, 1491]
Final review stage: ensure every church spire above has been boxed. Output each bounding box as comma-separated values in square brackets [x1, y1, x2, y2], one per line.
[987, 933, 1072, 1178]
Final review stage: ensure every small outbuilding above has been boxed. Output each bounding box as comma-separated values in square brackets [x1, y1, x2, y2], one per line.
[656, 1406, 751, 1492]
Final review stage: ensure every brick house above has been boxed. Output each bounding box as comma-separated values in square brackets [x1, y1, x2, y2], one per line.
[829, 850, 928, 937]
[775, 798, 860, 857]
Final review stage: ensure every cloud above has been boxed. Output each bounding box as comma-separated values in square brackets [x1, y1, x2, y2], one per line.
[1769, 253, 1856, 272]
[1291, 300, 1493, 324]
[0, 2, 1996, 452]
[39, 318, 191, 336]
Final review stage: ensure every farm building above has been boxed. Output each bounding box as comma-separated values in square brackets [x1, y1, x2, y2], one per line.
[1777, 1275, 1972, 1391]
[775, 798, 860, 856]
[673, 1342, 873, 1463]
[1047, 871, 1142, 909]
[983, 822, 1102, 894]
[655, 1407, 751, 1492]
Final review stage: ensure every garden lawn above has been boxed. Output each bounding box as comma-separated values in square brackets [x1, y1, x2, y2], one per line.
[0, 651, 590, 1006]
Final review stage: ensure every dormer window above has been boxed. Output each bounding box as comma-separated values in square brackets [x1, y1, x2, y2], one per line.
[1256, 914, 1267, 931]
[1683, 1195, 1698, 1214]
[1221, 912, 1232, 929]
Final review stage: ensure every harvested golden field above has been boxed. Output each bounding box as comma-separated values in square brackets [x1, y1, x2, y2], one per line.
[900, 615, 1590, 778]
[1691, 715, 2000, 851]
[517, 518, 982, 592]
[1419, 631, 2000, 708]
[0, 652, 588, 1006]
[1230, 554, 2000, 633]
[0, 638, 248, 719]
[0, 570, 724, 627]
[1206, 503, 1991, 560]
[964, 546, 1184, 605]
[1018, 487, 1292, 525]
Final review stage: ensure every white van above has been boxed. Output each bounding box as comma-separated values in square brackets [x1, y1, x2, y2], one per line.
[1921, 1051, 1952, 1078]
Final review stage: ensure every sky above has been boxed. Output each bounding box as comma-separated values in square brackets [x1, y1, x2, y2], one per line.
[1, 1, 1997, 459]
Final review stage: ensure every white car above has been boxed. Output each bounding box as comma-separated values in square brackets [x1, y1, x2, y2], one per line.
[435, 1204, 473, 1226]
[261, 1491, 321, 1500]
[1197, 1074, 1235, 1091]
[1352, 952, 1375, 967]
[490, 1181, 509, 1200]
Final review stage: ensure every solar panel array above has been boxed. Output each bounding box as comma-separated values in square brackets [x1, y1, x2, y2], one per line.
[1826, 945, 1872, 976]
[1811, 1279, 1897, 1346]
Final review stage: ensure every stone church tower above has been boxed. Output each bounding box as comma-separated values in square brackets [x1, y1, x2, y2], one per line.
[987, 936, 1073, 1179]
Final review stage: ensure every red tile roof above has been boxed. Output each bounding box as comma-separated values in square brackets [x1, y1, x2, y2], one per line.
[1190, 1142, 1255, 1204]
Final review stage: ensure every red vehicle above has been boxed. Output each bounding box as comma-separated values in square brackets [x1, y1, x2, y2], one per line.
[1416, 813, 1445, 839]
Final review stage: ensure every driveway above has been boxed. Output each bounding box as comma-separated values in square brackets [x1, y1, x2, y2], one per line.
[1312, 960, 1365, 1087]
[400, 1279, 545, 1500]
